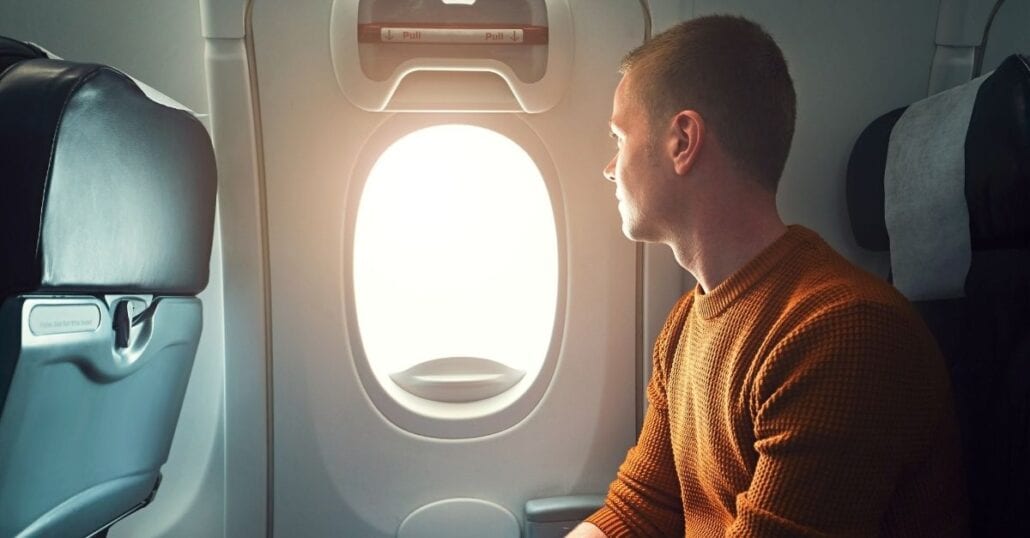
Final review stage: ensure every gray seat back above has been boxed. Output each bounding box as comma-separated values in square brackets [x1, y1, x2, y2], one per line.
[0, 36, 217, 537]
[847, 54, 1030, 536]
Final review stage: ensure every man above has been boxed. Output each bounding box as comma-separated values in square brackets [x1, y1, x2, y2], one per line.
[569, 15, 966, 537]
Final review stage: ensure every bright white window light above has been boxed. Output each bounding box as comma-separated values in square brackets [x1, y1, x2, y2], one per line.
[353, 124, 559, 392]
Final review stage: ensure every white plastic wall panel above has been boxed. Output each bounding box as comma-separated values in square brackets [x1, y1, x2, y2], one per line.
[935, 0, 1003, 46]
[982, 0, 1030, 73]
[0, 0, 209, 115]
[928, 0, 1003, 94]
[202, 35, 271, 538]
[250, 0, 646, 535]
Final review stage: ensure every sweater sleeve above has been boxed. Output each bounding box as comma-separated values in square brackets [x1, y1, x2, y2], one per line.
[729, 300, 951, 536]
[584, 293, 692, 537]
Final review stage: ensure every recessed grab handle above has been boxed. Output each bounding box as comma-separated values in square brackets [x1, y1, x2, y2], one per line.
[390, 356, 525, 403]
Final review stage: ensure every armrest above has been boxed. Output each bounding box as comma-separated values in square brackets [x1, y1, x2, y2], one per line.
[524, 495, 605, 537]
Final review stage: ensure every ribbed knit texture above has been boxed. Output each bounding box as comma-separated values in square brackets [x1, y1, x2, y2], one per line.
[586, 225, 967, 537]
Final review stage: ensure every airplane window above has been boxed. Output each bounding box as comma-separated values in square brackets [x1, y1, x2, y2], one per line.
[353, 124, 559, 402]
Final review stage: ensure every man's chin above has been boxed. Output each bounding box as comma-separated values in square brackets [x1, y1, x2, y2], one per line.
[623, 222, 671, 244]
[621, 222, 650, 243]
[620, 221, 634, 240]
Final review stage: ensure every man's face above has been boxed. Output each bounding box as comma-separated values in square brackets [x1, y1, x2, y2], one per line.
[604, 74, 671, 242]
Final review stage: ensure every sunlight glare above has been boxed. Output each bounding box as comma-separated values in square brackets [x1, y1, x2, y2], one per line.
[353, 124, 559, 379]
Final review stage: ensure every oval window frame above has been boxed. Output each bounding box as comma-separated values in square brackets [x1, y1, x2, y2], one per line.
[343, 113, 568, 439]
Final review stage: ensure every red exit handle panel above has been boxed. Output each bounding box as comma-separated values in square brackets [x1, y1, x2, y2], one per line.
[358, 23, 549, 45]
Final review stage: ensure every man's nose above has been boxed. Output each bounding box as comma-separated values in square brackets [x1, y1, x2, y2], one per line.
[603, 157, 616, 182]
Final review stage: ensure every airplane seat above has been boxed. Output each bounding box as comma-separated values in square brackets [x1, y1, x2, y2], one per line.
[847, 54, 1030, 536]
[0, 35, 217, 537]
[0, 37, 44, 75]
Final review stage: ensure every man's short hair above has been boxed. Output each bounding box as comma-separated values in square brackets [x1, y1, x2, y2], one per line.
[620, 15, 796, 191]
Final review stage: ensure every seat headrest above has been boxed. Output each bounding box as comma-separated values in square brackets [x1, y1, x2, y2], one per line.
[0, 48, 217, 296]
[0, 35, 45, 76]
[847, 54, 1030, 253]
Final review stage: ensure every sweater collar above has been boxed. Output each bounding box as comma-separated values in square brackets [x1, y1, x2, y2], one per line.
[693, 225, 818, 320]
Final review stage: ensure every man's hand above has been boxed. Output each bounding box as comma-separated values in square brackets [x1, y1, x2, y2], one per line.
[565, 522, 606, 537]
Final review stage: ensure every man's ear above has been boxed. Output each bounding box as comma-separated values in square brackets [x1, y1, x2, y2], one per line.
[670, 110, 704, 176]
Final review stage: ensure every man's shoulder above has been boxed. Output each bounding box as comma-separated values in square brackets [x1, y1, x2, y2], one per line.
[822, 254, 911, 310]
[776, 235, 928, 339]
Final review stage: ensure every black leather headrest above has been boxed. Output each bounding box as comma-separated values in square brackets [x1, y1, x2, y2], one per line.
[0, 52, 217, 296]
[0, 35, 45, 77]
[847, 54, 1030, 252]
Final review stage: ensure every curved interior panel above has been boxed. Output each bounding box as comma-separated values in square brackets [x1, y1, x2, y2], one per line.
[397, 498, 519, 538]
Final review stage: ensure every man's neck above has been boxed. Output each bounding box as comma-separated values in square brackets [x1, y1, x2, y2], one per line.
[668, 200, 787, 294]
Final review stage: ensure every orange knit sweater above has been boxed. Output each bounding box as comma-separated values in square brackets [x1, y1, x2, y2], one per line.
[586, 226, 966, 537]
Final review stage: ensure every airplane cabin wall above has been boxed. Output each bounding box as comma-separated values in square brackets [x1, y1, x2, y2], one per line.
[0, 2, 227, 537]
[0, 0, 210, 114]
[0, 0, 1024, 536]
[983, 0, 1030, 73]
